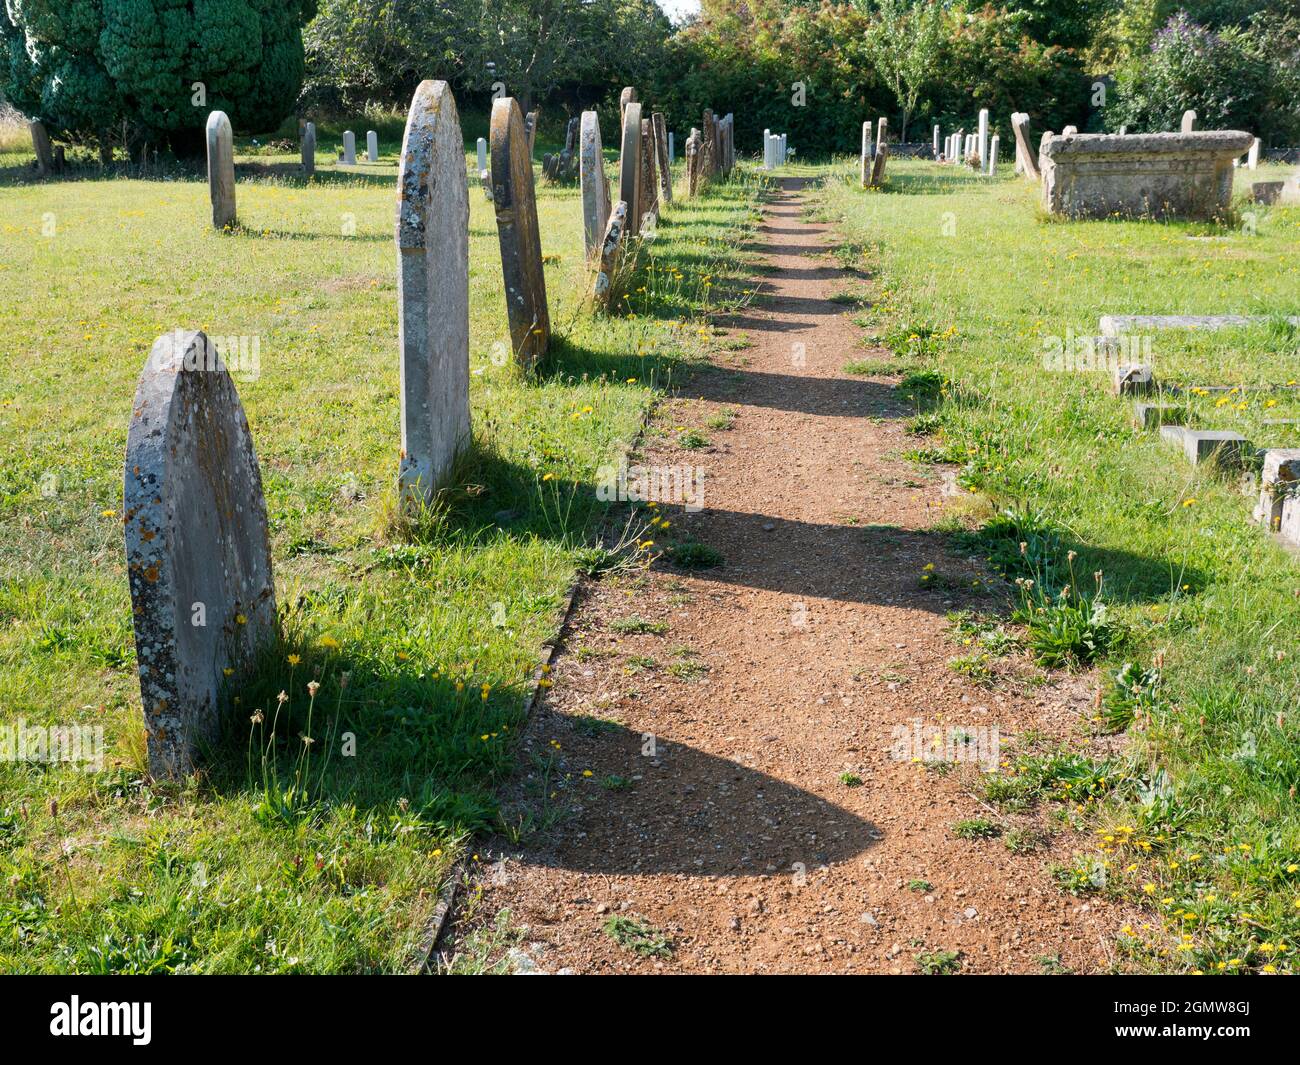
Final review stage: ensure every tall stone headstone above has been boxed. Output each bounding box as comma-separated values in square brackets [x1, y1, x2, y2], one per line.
[653, 112, 673, 204]
[206, 111, 236, 229]
[1247, 137, 1260, 170]
[987, 134, 1000, 175]
[525, 110, 540, 155]
[343, 130, 357, 165]
[763, 128, 771, 169]
[977, 108, 989, 168]
[301, 121, 316, 177]
[619, 87, 636, 123]
[124, 329, 276, 778]
[640, 118, 658, 226]
[396, 80, 471, 505]
[875, 119, 886, 158]
[367, 130, 379, 162]
[686, 131, 701, 195]
[491, 97, 550, 366]
[593, 200, 628, 309]
[701, 108, 716, 178]
[477, 137, 488, 173]
[1181, 110, 1196, 133]
[668, 131, 675, 164]
[933, 124, 940, 159]
[619, 101, 643, 236]
[860, 121, 872, 187]
[29, 120, 54, 178]
[580, 111, 611, 257]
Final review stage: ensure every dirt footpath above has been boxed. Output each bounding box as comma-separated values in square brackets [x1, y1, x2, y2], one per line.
[461, 177, 1124, 974]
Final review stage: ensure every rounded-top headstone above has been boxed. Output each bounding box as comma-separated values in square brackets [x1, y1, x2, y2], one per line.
[619, 101, 643, 236]
[490, 97, 550, 367]
[124, 330, 276, 778]
[206, 111, 236, 229]
[396, 80, 471, 504]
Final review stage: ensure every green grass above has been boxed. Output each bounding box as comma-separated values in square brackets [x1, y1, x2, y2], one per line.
[823, 157, 1300, 975]
[602, 914, 673, 958]
[0, 126, 764, 972]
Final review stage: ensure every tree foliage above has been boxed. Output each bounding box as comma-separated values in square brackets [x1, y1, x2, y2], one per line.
[2, 0, 318, 147]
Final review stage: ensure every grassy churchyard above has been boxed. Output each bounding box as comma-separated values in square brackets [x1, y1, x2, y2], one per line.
[0, 117, 763, 972]
[2, 8, 1300, 991]
[820, 157, 1300, 974]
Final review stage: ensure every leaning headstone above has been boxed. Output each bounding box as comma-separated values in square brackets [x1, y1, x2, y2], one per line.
[491, 97, 550, 366]
[206, 111, 236, 229]
[653, 112, 672, 204]
[620, 87, 636, 123]
[869, 118, 888, 187]
[1011, 113, 1040, 181]
[477, 137, 488, 173]
[396, 80, 471, 505]
[525, 110, 540, 156]
[592, 200, 628, 309]
[343, 130, 356, 165]
[619, 101, 643, 236]
[580, 111, 611, 257]
[367, 130, 378, 162]
[124, 329, 276, 778]
[301, 121, 316, 177]
[29, 120, 54, 177]
[1181, 110, 1196, 133]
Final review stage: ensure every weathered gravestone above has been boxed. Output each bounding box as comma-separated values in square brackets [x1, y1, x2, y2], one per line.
[592, 200, 628, 309]
[301, 121, 316, 177]
[580, 111, 611, 257]
[860, 121, 873, 187]
[525, 111, 540, 155]
[491, 98, 550, 366]
[653, 112, 672, 204]
[869, 118, 888, 187]
[367, 130, 378, 162]
[685, 130, 701, 196]
[978, 109, 989, 168]
[933, 124, 940, 159]
[620, 87, 636, 123]
[1181, 110, 1196, 133]
[619, 101, 643, 236]
[1253, 450, 1300, 532]
[701, 109, 716, 180]
[668, 131, 674, 164]
[29, 121, 54, 178]
[1247, 137, 1260, 170]
[124, 330, 276, 778]
[343, 130, 357, 165]
[1011, 113, 1040, 182]
[1040, 131, 1256, 219]
[206, 111, 236, 229]
[477, 137, 488, 173]
[640, 117, 658, 228]
[396, 80, 471, 505]
[987, 134, 1000, 176]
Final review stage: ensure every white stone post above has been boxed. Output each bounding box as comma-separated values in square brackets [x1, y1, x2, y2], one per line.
[978, 108, 989, 169]
[366, 130, 378, 162]
[342, 130, 356, 165]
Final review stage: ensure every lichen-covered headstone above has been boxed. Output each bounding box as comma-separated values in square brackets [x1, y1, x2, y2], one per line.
[124, 330, 276, 778]
[619, 101, 643, 236]
[639, 118, 658, 228]
[686, 131, 700, 196]
[301, 121, 316, 177]
[29, 121, 54, 178]
[620, 87, 636, 123]
[206, 111, 236, 230]
[491, 97, 550, 366]
[580, 111, 611, 257]
[652, 112, 672, 204]
[701, 108, 716, 178]
[593, 200, 628, 309]
[343, 130, 357, 165]
[397, 80, 471, 504]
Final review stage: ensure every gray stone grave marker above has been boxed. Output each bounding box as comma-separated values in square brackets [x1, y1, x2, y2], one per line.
[124, 329, 276, 778]
[640, 117, 658, 228]
[1253, 450, 1300, 530]
[343, 130, 356, 165]
[301, 121, 316, 177]
[29, 120, 54, 177]
[593, 200, 628, 308]
[869, 118, 888, 186]
[491, 97, 550, 366]
[367, 130, 378, 162]
[206, 111, 236, 229]
[580, 111, 611, 257]
[619, 101, 643, 235]
[1181, 110, 1196, 133]
[396, 80, 471, 504]
[653, 112, 672, 204]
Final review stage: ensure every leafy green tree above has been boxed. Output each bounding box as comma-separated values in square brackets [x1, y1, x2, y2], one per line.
[859, 0, 945, 140]
[2, 0, 317, 153]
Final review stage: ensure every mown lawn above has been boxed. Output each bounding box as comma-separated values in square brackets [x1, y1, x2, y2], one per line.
[821, 155, 1300, 974]
[0, 121, 764, 972]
